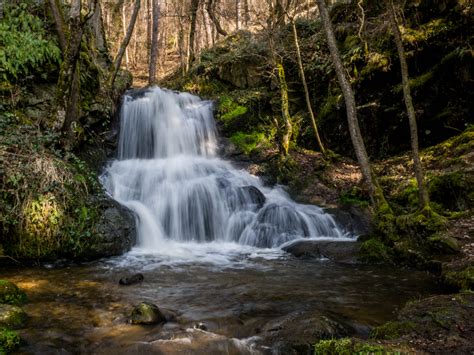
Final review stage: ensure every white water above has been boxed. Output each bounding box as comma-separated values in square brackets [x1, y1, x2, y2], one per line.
[102, 87, 349, 257]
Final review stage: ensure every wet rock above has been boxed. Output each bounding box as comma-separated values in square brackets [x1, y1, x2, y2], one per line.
[0, 304, 27, 329]
[194, 322, 208, 331]
[262, 310, 353, 354]
[282, 240, 361, 264]
[119, 273, 144, 286]
[239, 186, 266, 210]
[325, 206, 372, 237]
[130, 302, 166, 325]
[0, 280, 27, 306]
[87, 196, 136, 259]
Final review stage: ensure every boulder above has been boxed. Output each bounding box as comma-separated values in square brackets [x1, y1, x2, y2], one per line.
[130, 302, 166, 325]
[86, 196, 136, 259]
[119, 273, 144, 286]
[0, 304, 27, 329]
[324, 206, 372, 237]
[283, 240, 361, 264]
[0, 280, 27, 306]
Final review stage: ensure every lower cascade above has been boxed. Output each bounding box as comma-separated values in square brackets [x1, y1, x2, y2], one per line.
[102, 87, 349, 250]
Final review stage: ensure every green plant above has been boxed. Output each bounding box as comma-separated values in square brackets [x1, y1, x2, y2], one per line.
[0, 2, 61, 82]
[0, 328, 21, 353]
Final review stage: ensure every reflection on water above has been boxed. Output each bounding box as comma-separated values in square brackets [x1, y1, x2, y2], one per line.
[2, 247, 437, 354]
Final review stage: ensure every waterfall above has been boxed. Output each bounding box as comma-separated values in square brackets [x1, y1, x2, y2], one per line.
[102, 87, 348, 250]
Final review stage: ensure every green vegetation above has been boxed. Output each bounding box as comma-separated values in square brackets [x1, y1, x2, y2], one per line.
[0, 2, 61, 83]
[371, 321, 416, 340]
[443, 267, 474, 291]
[0, 281, 27, 306]
[314, 338, 390, 354]
[0, 328, 21, 354]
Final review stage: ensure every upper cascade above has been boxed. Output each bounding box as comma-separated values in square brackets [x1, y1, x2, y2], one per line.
[103, 87, 350, 250]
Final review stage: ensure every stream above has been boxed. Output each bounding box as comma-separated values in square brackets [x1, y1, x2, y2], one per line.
[4, 88, 438, 354]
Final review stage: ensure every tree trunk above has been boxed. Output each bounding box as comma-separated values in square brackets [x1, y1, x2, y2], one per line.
[206, 0, 227, 36]
[109, 0, 141, 88]
[236, 0, 242, 30]
[122, 1, 129, 69]
[186, 0, 200, 72]
[387, 0, 429, 210]
[291, 20, 326, 156]
[149, 0, 160, 84]
[315, 0, 385, 207]
[243, 0, 249, 27]
[47, 0, 67, 52]
[277, 62, 293, 156]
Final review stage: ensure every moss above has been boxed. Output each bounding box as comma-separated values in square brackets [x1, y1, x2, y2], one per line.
[339, 187, 370, 207]
[427, 234, 460, 254]
[0, 305, 27, 329]
[314, 338, 389, 355]
[443, 267, 474, 291]
[358, 239, 391, 263]
[428, 172, 473, 211]
[0, 328, 21, 353]
[229, 131, 268, 155]
[371, 321, 416, 340]
[0, 281, 27, 306]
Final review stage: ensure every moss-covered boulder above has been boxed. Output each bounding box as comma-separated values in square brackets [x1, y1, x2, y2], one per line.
[0, 328, 21, 353]
[443, 266, 474, 291]
[0, 305, 27, 329]
[0, 281, 27, 306]
[130, 302, 166, 325]
[314, 338, 391, 355]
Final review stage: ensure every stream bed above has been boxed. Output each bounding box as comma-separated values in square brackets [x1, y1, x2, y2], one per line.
[3, 245, 437, 354]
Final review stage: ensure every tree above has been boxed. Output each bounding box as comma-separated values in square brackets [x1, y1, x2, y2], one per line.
[386, 0, 430, 211]
[206, 0, 227, 36]
[315, 0, 386, 207]
[186, 0, 201, 72]
[290, 18, 326, 156]
[109, 0, 141, 88]
[149, 0, 160, 84]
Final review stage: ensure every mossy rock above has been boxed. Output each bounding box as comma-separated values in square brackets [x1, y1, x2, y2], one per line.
[314, 338, 389, 355]
[371, 321, 416, 340]
[427, 234, 460, 254]
[443, 266, 474, 291]
[130, 302, 166, 325]
[0, 305, 27, 329]
[358, 238, 391, 263]
[0, 328, 21, 353]
[0, 281, 27, 306]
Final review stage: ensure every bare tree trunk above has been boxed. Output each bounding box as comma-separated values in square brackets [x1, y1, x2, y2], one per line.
[122, 1, 130, 69]
[149, 0, 160, 84]
[47, 0, 67, 52]
[315, 0, 385, 207]
[387, 0, 429, 211]
[109, 0, 141, 88]
[291, 20, 326, 155]
[243, 0, 249, 27]
[147, 0, 152, 53]
[277, 62, 293, 156]
[236, 0, 242, 30]
[186, 0, 200, 72]
[202, 3, 213, 47]
[206, 0, 227, 36]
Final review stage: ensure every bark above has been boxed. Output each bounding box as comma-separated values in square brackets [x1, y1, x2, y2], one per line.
[149, 0, 160, 84]
[186, 0, 200, 72]
[291, 20, 326, 155]
[236, 0, 242, 30]
[47, 0, 67, 52]
[315, 0, 384, 206]
[277, 63, 293, 156]
[243, 0, 249, 27]
[109, 0, 141, 88]
[206, 0, 227, 36]
[122, 1, 129, 69]
[387, 0, 429, 210]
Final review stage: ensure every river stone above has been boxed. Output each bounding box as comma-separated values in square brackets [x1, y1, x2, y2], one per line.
[0, 280, 27, 306]
[325, 206, 372, 237]
[119, 273, 144, 286]
[130, 302, 166, 325]
[87, 196, 137, 259]
[262, 310, 353, 354]
[0, 304, 27, 329]
[283, 240, 361, 264]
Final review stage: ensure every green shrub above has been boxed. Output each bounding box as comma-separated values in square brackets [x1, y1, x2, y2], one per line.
[0, 328, 21, 353]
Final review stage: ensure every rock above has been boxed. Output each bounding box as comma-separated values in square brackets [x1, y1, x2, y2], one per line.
[0, 304, 27, 329]
[0, 280, 27, 306]
[428, 235, 460, 254]
[282, 240, 361, 264]
[262, 310, 353, 354]
[324, 206, 372, 237]
[193, 322, 208, 331]
[119, 273, 144, 286]
[130, 302, 166, 325]
[86, 196, 136, 259]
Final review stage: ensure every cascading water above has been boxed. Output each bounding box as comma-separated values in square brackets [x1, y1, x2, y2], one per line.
[102, 87, 349, 252]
